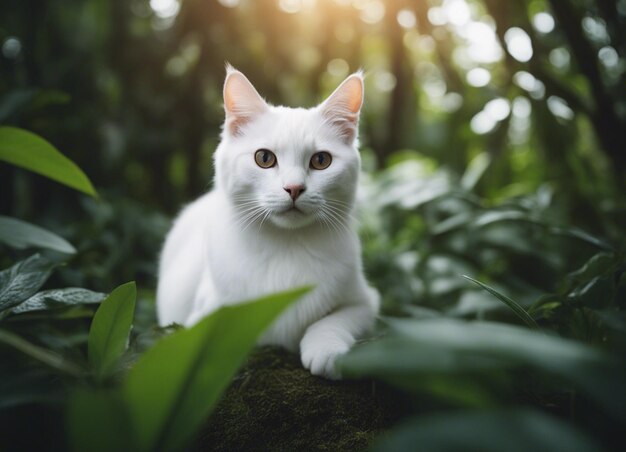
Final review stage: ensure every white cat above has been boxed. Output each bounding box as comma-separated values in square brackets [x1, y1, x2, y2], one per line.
[156, 66, 380, 379]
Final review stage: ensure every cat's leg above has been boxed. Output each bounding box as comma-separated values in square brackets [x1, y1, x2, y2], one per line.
[300, 285, 379, 379]
[184, 265, 218, 326]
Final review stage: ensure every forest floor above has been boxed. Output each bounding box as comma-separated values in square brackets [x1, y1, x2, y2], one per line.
[197, 346, 406, 451]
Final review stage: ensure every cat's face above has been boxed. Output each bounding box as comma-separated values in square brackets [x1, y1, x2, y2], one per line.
[214, 67, 364, 231]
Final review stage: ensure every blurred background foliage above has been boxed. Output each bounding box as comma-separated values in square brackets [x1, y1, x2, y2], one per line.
[1, 0, 625, 450]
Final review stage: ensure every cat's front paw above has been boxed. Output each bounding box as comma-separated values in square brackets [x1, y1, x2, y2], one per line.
[300, 333, 351, 380]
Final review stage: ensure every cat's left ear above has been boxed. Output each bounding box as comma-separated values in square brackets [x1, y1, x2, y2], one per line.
[319, 72, 364, 144]
[223, 65, 269, 136]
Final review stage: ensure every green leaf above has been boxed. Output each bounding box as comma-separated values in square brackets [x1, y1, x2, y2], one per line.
[0, 328, 84, 376]
[462, 275, 539, 329]
[340, 318, 625, 420]
[372, 409, 603, 452]
[88, 282, 137, 380]
[123, 287, 310, 452]
[9, 288, 106, 316]
[0, 215, 76, 254]
[0, 254, 56, 313]
[67, 389, 133, 452]
[0, 126, 96, 196]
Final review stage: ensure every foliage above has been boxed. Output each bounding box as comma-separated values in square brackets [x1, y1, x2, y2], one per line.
[1, 0, 626, 450]
[69, 287, 308, 452]
[342, 155, 626, 449]
[0, 126, 308, 451]
[88, 281, 137, 380]
[371, 409, 605, 452]
[0, 127, 96, 197]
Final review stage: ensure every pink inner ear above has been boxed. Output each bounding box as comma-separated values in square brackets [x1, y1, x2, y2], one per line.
[342, 77, 364, 114]
[321, 74, 364, 143]
[223, 71, 268, 135]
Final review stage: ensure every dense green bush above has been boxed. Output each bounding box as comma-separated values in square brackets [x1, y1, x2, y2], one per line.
[1, 0, 625, 450]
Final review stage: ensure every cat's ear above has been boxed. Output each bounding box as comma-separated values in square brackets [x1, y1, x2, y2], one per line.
[223, 65, 269, 136]
[319, 72, 364, 144]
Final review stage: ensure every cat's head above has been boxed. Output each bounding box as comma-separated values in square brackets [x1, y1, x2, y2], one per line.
[214, 65, 364, 231]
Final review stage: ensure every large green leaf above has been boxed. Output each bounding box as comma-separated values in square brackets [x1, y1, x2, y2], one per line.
[372, 409, 603, 452]
[9, 288, 106, 316]
[340, 318, 624, 419]
[67, 390, 133, 452]
[0, 215, 76, 254]
[0, 126, 96, 196]
[0, 254, 56, 313]
[88, 282, 137, 380]
[123, 287, 309, 452]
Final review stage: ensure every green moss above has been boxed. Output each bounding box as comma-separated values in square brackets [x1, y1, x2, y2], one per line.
[196, 346, 403, 451]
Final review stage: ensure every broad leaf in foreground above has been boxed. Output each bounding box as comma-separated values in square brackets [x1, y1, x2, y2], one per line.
[123, 287, 310, 452]
[67, 389, 132, 452]
[0, 126, 96, 196]
[340, 318, 624, 419]
[372, 409, 603, 452]
[88, 282, 137, 380]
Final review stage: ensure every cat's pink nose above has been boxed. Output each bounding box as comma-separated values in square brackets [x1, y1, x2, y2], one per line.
[284, 184, 305, 201]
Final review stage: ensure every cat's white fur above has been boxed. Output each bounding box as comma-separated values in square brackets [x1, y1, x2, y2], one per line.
[156, 67, 379, 379]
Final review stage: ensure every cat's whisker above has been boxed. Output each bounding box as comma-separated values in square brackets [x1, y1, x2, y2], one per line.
[324, 203, 351, 221]
[236, 205, 263, 215]
[234, 210, 261, 227]
[326, 199, 356, 215]
[258, 208, 272, 230]
[318, 209, 344, 236]
[316, 211, 337, 235]
[241, 208, 268, 232]
[323, 202, 350, 222]
[326, 201, 359, 226]
[326, 198, 353, 207]
[234, 206, 264, 230]
[322, 206, 351, 235]
[233, 201, 261, 210]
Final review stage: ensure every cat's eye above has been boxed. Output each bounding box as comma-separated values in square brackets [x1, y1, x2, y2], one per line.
[310, 151, 332, 170]
[254, 149, 277, 168]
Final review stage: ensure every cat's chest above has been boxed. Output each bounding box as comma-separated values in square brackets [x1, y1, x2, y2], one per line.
[208, 228, 353, 301]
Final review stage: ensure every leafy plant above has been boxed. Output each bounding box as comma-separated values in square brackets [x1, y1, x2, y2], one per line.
[69, 287, 309, 452]
[88, 281, 137, 381]
[0, 127, 312, 451]
[341, 156, 626, 449]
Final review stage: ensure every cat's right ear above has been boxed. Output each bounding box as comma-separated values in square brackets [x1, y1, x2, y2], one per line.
[319, 72, 364, 144]
[223, 65, 269, 136]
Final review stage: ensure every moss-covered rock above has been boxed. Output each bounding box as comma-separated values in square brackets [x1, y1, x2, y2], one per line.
[196, 346, 403, 451]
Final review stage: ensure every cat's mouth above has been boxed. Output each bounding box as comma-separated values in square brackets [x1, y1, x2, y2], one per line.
[279, 205, 304, 216]
[269, 204, 317, 229]
[277, 204, 304, 214]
